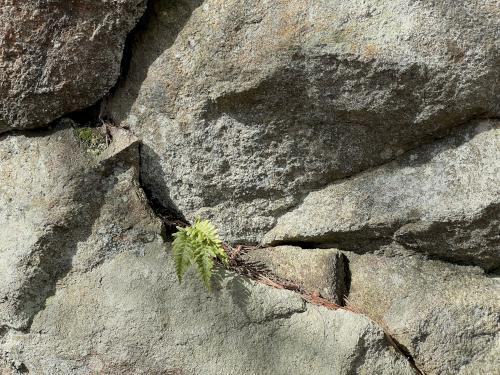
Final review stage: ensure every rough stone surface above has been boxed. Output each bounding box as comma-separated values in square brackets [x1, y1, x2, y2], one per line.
[241, 246, 348, 304]
[265, 120, 500, 270]
[1, 244, 417, 375]
[0, 0, 147, 132]
[0, 127, 416, 374]
[106, 0, 499, 244]
[0, 123, 158, 331]
[1, 1, 499, 373]
[345, 248, 500, 375]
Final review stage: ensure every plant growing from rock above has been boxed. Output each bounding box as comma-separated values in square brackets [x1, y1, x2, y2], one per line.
[74, 127, 107, 156]
[172, 218, 229, 290]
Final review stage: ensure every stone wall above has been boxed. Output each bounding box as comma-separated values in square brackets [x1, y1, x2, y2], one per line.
[1, 1, 498, 374]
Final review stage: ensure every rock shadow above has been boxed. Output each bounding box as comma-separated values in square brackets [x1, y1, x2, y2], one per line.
[139, 143, 188, 235]
[103, 0, 204, 121]
[7, 134, 133, 331]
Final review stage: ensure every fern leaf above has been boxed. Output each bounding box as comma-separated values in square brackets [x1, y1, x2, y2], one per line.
[170, 218, 229, 290]
[194, 218, 221, 244]
[194, 251, 214, 291]
[172, 229, 193, 283]
[213, 245, 229, 266]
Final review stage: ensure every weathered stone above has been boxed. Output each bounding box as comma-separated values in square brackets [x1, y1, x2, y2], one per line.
[1, 244, 417, 375]
[0, 123, 159, 331]
[265, 120, 500, 270]
[241, 246, 348, 304]
[0, 126, 417, 374]
[345, 249, 500, 375]
[0, 0, 147, 132]
[106, 0, 499, 244]
[1, 1, 498, 373]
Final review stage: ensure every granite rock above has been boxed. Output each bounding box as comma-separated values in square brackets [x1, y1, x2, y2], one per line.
[0, 0, 146, 132]
[346, 249, 500, 375]
[0, 123, 158, 331]
[0, 125, 416, 374]
[241, 246, 348, 304]
[265, 120, 500, 270]
[1, 244, 417, 375]
[106, 0, 499, 243]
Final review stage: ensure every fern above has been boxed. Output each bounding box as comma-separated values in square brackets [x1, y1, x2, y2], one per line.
[172, 218, 229, 290]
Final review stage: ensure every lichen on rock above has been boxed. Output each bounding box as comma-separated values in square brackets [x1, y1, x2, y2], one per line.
[74, 127, 108, 156]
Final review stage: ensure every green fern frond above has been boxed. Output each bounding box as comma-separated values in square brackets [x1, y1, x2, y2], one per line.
[194, 251, 215, 291]
[171, 218, 228, 290]
[172, 229, 193, 283]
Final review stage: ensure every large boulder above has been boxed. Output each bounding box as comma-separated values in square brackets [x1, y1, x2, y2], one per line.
[0, 123, 158, 330]
[1, 245, 418, 375]
[345, 249, 500, 375]
[0, 126, 417, 374]
[0, 0, 146, 132]
[241, 245, 500, 375]
[106, 0, 499, 244]
[265, 120, 500, 270]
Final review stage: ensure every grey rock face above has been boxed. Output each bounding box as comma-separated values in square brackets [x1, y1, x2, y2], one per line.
[106, 0, 499, 244]
[1, 245, 417, 375]
[0, 124, 160, 331]
[241, 246, 348, 304]
[0, 0, 146, 132]
[345, 249, 500, 375]
[1, 0, 498, 373]
[0, 126, 416, 374]
[265, 120, 500, 270]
